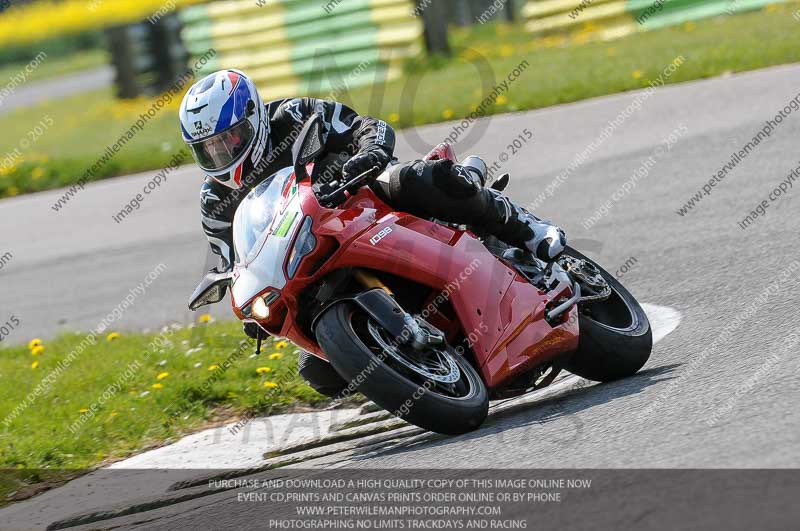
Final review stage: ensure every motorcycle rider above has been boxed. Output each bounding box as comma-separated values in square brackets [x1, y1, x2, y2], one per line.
[181, 70, 567, 396]
[180, 69, 566, 280]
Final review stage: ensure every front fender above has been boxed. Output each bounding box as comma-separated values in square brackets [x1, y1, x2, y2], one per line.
[311, 288, 409, 341]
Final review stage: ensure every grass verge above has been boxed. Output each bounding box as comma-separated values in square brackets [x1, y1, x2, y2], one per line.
[0, 48, 108, 89]
[0, 319, 339, 504]
[1, 3, 799, 199]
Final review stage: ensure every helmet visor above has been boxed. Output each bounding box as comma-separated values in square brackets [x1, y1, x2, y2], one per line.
[188, 119, 255, 173]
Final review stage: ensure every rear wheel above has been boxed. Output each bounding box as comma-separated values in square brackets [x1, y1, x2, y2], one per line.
[316, 302, 488, 435]
[563, 248, 652, 382]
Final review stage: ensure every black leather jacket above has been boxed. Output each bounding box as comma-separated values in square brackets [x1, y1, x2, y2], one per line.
[199, 97, 396, 270]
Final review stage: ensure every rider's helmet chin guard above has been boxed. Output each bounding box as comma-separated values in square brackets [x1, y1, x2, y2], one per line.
[179, 69, 269, 190]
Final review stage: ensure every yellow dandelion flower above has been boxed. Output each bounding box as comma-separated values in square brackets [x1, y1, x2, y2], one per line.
[110, 411, 118, 418]
[495, 95, 508, 106]
[275, 340, 289, 349]
[31, 361, 39, 369]
[79, 408, 89, 413]
[152, 383, 163, 389]
[541, 36, 561, 49]
[684, 21, 695, 32]
[30, 345, 45, 356]
[388, 113, 400, 123]
[268, 353, 283, 361]
[573, 32, 590, 45]
[106, 332, 121, 342]
[6, 186, 19, 197]
[28, 339, 43, 350]
[198, 314, 212, 324]
[157, 372, 169, 380]
[208, 364, 221, 371]
[631, 70, 643, 80]
[499, 45, 514, 57]
[31, 167, 45, 180]
[459, 48, 480, 61]
[442, 109, 454, 119]
[256, 367, 272, 374]
[263, 381, 278, 388]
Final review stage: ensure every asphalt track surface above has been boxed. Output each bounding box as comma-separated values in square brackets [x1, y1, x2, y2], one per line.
[2, 63, 800, 528]
[0, 66, 112, 116]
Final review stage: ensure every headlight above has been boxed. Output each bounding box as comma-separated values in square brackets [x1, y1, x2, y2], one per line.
[244, 291, 280, 320]
[251, 296, 270, 319]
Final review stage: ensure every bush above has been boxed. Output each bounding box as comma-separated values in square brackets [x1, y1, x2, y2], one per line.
[0, 31, 105, 66]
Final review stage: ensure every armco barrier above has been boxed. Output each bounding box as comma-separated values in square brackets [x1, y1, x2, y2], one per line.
[523, 0, 791, 40]
[179, 0, 423, 100]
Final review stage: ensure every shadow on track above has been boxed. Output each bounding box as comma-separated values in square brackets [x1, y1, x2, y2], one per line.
[345, 363, 681, 461]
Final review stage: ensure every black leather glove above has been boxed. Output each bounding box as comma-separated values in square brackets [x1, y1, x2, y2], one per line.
[342, 149, 389, 181]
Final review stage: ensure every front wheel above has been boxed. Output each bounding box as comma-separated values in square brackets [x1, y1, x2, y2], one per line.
[315, 302, 488, 435]
[563, 248, 653, 382]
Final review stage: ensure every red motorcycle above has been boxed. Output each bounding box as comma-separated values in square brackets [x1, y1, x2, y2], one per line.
[190, 115, 652, 435]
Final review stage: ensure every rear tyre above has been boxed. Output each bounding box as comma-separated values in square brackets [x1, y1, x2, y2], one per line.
[564, 248, 653, 382]
[316, 302, 488, 435]
[297, 351, 349, 399]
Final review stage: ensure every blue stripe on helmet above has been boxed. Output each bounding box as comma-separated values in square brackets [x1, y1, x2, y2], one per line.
[232, 80, 251, 121]
[214, 95, 235, 134]
[181, 121, 193, 141]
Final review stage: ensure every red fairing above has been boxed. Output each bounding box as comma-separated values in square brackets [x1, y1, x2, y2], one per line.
[233, 174, 579, 392]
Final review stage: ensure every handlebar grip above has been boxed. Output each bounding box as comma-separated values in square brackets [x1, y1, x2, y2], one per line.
[320, 165, 382, 206]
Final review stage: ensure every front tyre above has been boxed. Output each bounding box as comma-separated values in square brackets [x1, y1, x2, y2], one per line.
[315, 302, 488, 435]
[563, 247, 653, 382]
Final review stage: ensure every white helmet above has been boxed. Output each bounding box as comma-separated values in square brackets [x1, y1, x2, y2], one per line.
[179, 69, 269, 189]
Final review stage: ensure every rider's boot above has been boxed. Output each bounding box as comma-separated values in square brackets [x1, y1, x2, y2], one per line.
[495, 202, 567, 261]
[433, 157, 567, 262]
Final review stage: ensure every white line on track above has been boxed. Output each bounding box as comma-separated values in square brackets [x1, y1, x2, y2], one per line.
[641, 303, 682, 345]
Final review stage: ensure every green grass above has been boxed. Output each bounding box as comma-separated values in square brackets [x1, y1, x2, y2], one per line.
[0, 48, 107, 87]
[0, 321, 345, 503]
[0, 86, 186, 198]
[1, 3, 800, 199]
[356, 2, 800, 129]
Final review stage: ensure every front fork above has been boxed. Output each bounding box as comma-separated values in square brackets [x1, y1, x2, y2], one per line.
[352, 269, 445, 351]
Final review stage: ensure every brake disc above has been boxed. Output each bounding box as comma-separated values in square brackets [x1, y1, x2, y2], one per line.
[367, 320, 461, 384]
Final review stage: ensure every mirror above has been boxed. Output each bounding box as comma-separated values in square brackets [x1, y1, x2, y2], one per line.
[188, 270, 233, 311]
[292, 114, 325, 181]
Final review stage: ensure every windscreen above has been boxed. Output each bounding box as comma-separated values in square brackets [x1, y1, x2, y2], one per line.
[232, 167, 294, 265]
